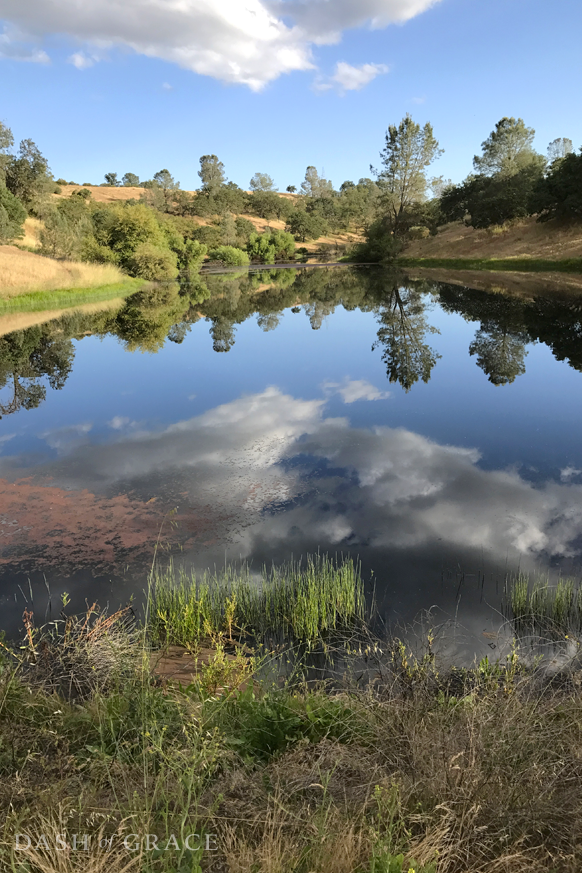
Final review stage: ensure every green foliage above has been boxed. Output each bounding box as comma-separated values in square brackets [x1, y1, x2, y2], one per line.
[207, 245, 250, 266]
[122, 171, 140, 186]
[0, 324, 74, 418]
[104, 171, 120, 186]
[249, 189, 290, 220]
[352, 216, 402, 262]
[247, 229, 295, 263]
[149, 554, 365, 648]
[534, 149, 582, 221]
[0, 184, 27, 243]
[301, 165, 334, 198]
[198, 154, 226, 195]
[234, 215, 256, 247]
[128, 242, 179, 280]
[39, 209, 87, 259]
[286, 208, 328, 241]
[5, 138, 53, 211]
[89, 202, 170, 274]
[0, 118, 14, 181]
[219, 211, 237, 246]
[473, 116, 542, 177]
[249, 171, 277, 192]
[375, 114, 443, 235]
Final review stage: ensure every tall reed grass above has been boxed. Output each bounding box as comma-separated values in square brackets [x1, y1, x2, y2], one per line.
[149, 554, 365, 648]
[508, 572, 582, 636]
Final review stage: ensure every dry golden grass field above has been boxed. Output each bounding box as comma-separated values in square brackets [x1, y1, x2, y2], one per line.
[0, 244, 126, 297]
[404, 216, 582, 261]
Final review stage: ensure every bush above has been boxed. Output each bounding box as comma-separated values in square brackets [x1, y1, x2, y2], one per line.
[207, 245, 250, 266]
[128, 242, 179, 280]
[286, 209, 328, 242]
[56, 178, 67, 186]
[408, 226, 430, 240]
[534, 149, 582, 221]
[0, 186, 27, 243]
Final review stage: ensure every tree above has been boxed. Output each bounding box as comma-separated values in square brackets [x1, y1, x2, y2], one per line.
[300, 166, 334, 198]
[534, 149, 582, 221]
[374, 115, 443, 234]
[152, 169, 180, 211]
[286, 185, 297, 193]
[104, 172, 120, 186]
[0, 119, 14, 182]
[473, 117, 542, 177]
[469, 327, 528, 385]
[250, 189, 284, 220]
[122, 172, 140, 187]
[5, 139, 52, 211]
[0, 185, 27, 243]
[547, 138, 573, 164]
[465, 163, 543, 228]
[198, 155, 226, 195]
[207, 246, 250, 267]
[373, 283, 441, 391]
[286, 209, 328, 242]
[220, 212, 237, 247]
[250, 172, 277, 192]
[128, 243, 179, 281]
[0, 326, 74, 418]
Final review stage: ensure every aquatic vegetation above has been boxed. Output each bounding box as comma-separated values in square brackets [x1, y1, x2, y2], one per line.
[149, 554, 366, 647]
[508, 572, 582, 636]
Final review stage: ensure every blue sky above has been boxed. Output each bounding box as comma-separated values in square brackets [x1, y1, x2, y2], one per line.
[0, 0, 580, 191]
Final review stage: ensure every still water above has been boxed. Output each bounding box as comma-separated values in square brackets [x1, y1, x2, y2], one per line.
[1, 266, 582, 654]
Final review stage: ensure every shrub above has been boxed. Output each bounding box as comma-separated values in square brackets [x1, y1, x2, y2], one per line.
[0, 185, 27, 243]
[207, 245, 250, 267]
[128, 242, 179, 280]
[56, 178, 67, 186]
[408, 226, 430, 240]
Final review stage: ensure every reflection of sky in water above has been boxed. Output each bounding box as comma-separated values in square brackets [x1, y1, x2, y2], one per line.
[1, 291, 582, 644]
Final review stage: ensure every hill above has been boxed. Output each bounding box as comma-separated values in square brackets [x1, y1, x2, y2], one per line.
[403, 216, 582, 262]
[52, 185, 363, 253]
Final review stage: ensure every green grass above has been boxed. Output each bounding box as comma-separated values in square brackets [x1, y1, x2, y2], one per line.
[2, 607, 582, 872]
[149, 554, 366, 648]
[0, 279, 144, 314]
[397, 256, 582, 273]
[508, 572, 582, 636]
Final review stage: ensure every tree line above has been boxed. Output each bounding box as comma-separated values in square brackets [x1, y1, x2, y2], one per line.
[1, 114, 581, 277]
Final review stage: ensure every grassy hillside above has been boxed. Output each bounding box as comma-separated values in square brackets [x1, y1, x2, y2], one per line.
[403, 216, 582, 262]
[0, 245, 140, 300]
[53, 185, 363, 253]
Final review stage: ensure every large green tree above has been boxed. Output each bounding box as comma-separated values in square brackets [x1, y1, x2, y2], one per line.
[473, 117, 544, 177]
[374, 114, 443, 234]
[249, 172, 277, 192]
[198, 155, 227, 196]
[5, 139, 53, 211]
[0, 185, 27, 243]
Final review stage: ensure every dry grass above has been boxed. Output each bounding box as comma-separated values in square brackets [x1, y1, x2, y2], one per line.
[404, 216, 582, 261]
[21, 217, 43, 249]
[0, 245, 127, 296]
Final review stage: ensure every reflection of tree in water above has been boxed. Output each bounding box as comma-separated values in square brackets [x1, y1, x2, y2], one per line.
[469, 326, 529, 385]
[3, 269, 582, 419]
[0, 327, 74, 417]
[372, 283, 441, 391]
[438, 283, 582, 384]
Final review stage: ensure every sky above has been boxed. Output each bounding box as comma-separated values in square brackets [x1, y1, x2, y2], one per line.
[0, 0, 581, 192]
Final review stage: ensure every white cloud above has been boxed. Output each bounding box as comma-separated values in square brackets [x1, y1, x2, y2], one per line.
[323, 377, 390, 403]
[68, 50, 97, 69]
[162, 82, 173, 90]
[560, 466, 582, 482]
[0, 0, 441, 89]
[108, 416, 130, 429]
[318, 61, 389, 94]
[0, 26, 49, 62]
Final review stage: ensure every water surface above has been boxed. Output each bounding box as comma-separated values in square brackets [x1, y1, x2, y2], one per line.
[1, 266, 582, 656]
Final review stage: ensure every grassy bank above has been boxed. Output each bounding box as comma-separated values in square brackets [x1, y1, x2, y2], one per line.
[0, 245, 138, 299]
[398, 256, 582, 273]
[0, 280, 144, 314]
[2, 561, 582, 872]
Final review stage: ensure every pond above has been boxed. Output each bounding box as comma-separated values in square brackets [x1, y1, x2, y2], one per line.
[1, 265, 582, 657]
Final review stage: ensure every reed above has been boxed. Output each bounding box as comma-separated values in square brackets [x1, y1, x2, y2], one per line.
[149, 554, 366, 647]
[508, 572, 582, 636]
